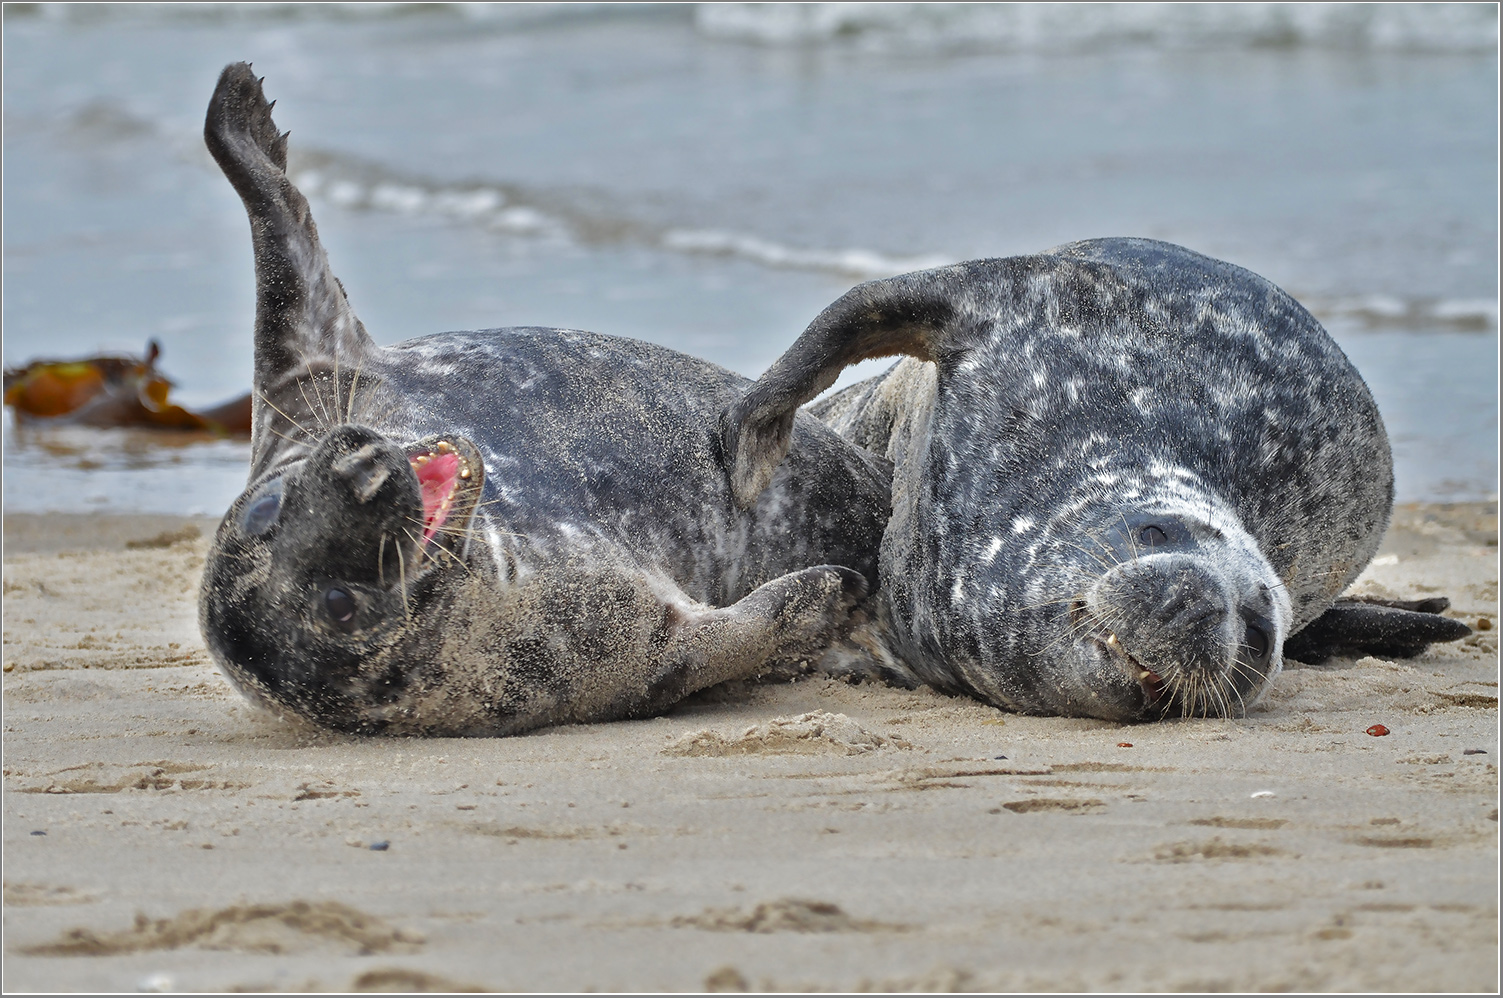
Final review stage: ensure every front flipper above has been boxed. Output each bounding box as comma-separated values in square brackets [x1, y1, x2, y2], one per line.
[1284, 597, 1473, 664]
[632, 565, 871, 716]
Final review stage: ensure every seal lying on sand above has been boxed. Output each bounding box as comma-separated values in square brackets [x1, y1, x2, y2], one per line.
[723, 240, 1470, 721]
[197, 63, 890, 736]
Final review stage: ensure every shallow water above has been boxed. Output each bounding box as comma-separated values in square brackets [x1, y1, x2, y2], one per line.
[3, 3, 1497, 513]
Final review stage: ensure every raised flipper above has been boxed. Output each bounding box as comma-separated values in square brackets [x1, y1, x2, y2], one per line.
[1283, 597, 1473, 664]
[204, 63, 374, 469]
[720, 267, 972, 507]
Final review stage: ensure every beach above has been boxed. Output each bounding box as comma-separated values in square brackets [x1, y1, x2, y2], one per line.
[3, 4, 1497, 992]
[2, 503, 1496, 992]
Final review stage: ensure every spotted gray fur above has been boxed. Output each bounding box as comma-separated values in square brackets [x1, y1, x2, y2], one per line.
[723, 240, 1401, 721]
[197, 64, 890, 736]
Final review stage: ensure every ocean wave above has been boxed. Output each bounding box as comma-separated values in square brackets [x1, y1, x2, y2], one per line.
[696, 3, 1498, 54]
[1310, 295, 1499, 333]
[660, 229, 949, 278]
[13, 3, 639, 27]
[288, 151, 949, 280]
[291, 151, 1499, 320]
[20, 2, 1495, 53]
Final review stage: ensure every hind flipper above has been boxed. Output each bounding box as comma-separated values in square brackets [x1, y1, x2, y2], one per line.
[720, 268, 970, 507]
[204, 63, 373, 464]
[1284, 597, 1473, 664]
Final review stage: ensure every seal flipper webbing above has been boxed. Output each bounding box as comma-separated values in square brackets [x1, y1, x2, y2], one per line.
[1283, 597, 1473, 664]
[204, 62, 374, 461]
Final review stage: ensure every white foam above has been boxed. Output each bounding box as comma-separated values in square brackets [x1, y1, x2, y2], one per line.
[325, 180, 366, 208]
[491, 206, 551, 233]
[696, 3, 1498, 53]
[369, 183, 428, 214]
[661, 227, 949, 279]
[1312, 295, 1499, 331]
[432, 189, 505, 218]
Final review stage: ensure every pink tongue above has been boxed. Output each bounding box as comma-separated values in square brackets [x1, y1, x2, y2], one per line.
[415, 452, 460, 542]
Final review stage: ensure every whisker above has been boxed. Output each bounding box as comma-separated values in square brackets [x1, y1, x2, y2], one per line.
[394, 536, 411, 621]
[266, 426, 310, 448]
[302, 357, 334, 429]
[295, 377, 325, 434]
[257, 390, 316, 439]
[422, 534, 473, 575]
[346, 355, 366, 425]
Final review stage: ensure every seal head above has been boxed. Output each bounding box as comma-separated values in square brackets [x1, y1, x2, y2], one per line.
[204, 427, 485, 728]
[1047, 507, 1289, 720]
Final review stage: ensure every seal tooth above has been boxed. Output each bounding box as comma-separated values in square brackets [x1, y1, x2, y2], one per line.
[437, 440, 453, 454]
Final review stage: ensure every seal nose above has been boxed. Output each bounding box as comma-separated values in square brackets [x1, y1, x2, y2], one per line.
[280, 425, 423, 583]
[331, 442, 392, 503]
[1096, 555, 1232, 677]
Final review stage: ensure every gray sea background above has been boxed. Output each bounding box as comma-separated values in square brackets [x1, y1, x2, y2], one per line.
[3, 2, 1498, 514]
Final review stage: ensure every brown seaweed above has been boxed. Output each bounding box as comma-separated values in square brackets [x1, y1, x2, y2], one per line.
[2, 340, 251, 435]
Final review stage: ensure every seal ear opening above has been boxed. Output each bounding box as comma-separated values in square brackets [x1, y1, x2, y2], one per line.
[721, 267, 968, 508]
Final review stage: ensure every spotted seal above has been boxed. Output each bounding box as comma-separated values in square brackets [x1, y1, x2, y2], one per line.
[197, 63, 891, 736]
[723, 240, 1470, 721]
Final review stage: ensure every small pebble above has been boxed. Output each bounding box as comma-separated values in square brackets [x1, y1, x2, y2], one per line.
[29, 830, 46, 836]
[1476, 617, 1492, 631]
[369, 840, 390, 852]
[1117, 742, 1133, 748]
[1463, 748, 1487, 755]
[993, 754, 1008, 760]
[1250, 790, 1276, 798]
[1366, 724, 1390, 737]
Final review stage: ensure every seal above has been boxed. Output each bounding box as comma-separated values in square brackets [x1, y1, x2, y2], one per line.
[722, 239, 1470, 721]
[196, 63, 891, 736]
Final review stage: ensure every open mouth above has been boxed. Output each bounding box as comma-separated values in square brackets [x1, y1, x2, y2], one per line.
[408, 438, 476, 548]
[1076, 601, 1167, 705]
[1095, 631, 1167, 705]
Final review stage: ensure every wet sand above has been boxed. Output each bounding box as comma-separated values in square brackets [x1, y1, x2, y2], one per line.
[2, 504, 1497, 992]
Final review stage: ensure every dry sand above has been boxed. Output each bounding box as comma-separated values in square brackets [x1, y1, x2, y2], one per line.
[2, 504, 1497, 992]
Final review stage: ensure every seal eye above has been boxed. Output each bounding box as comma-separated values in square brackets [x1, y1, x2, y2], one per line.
[1139, 525, 1168, 548]
[1245, 623, 1270, 662]
[241, 480, 283, 536]
[325, 588, 357, 632]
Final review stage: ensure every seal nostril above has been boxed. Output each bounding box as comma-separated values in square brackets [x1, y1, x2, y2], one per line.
[1245, 622, 1270, 662]
[332, 444, 391, 503]
[1139, 525, 1168, 548]
[325, 588, 357, 632]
